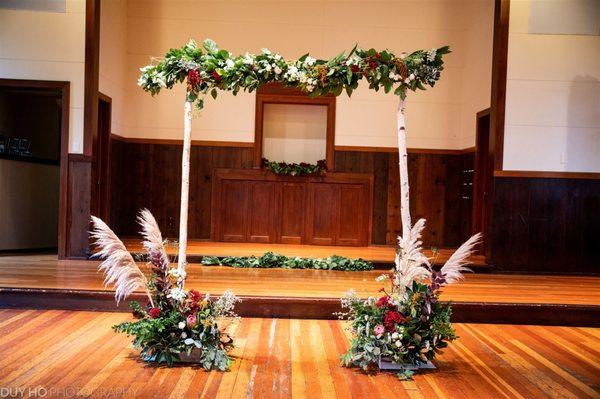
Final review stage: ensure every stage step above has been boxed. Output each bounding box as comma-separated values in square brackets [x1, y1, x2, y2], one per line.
[1, 288, 597, 327]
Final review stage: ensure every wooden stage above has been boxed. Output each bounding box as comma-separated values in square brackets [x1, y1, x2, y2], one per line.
[0, 255, 598, 325]
[122, 239, 488, 268]
[1, 309, 598, 398]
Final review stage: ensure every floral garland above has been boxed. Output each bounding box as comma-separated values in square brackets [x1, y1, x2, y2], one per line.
[261, 158, 327, 176]
[201, 251, 373, 271]
[138, 39, 450, 109]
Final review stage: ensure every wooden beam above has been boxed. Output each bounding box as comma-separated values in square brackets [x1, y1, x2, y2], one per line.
[494, 170, 600, 180]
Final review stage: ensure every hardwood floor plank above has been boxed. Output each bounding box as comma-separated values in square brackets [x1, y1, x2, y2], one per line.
[0, 311, 599, 398]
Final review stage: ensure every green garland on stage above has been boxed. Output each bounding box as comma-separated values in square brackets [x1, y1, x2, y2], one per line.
[201, 251, 374, 272]
[138, 39, 450, 109]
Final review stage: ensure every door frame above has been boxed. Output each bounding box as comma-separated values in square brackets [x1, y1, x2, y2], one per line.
[91, 92, 112, 223]
[472, 108, 492, 259]
[0, 78, 70, 258]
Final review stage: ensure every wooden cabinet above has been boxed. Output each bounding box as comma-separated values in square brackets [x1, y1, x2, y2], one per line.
[211, 169, 373, 246]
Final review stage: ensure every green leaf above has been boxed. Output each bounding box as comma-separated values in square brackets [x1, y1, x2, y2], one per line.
[211, 88, 218, 99]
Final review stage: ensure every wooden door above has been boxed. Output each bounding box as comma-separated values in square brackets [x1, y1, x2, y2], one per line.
[90, 93, 111, 222]
[472, 109, 491, 252]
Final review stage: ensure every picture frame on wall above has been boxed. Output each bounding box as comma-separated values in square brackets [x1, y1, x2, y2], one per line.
[8, 137, 21, 156]
[0, 134, 6, 154]
[18, 138, 31, 157]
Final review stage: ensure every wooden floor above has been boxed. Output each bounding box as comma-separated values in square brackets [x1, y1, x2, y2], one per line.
[0, 255, 599, 306]
[0, 309, 598, 398]
[122, 239, 488, 266]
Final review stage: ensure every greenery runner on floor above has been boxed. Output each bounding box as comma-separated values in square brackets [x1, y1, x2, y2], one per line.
[200, 252, 373, 271]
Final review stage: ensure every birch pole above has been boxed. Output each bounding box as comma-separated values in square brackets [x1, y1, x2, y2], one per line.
[177, 99, 192, 282]
[396, 97, 412, 235]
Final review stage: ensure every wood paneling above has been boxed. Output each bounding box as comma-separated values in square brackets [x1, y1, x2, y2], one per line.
[336, 150, 474, 247]
[491, 176, 600, 274]
[110, 141, 473, 248]
[0, 311, 598, 397]
[212, 169, 373, 246]
[66, 156, 92, 259]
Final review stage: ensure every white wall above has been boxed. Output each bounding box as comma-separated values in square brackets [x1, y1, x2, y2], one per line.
[99, 0, 127, 135]
[114, 0, 493, 150]
[0, 0, 86, 153]
[504, 0, 600, 172]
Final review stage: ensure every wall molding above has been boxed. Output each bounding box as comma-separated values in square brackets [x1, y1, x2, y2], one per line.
[335, 145, 475, 155]
[494, 170, 600, 180]
[110, 134, 254, 148]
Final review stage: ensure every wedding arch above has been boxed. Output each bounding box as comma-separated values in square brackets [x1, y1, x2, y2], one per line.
[137, 39, 452, 277]
[90, 39, 481, 370]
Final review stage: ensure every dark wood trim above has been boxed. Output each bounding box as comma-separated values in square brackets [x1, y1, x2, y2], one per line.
[84, 0, 100, 158]
[335, 146, 475, 155]
[472, 108, 492, 260]
[1, 288, 597, 326]
[0, 154, 59, 166]
[490, 0, 510, 171]
[68, 153, 93, 162]
[494, 170, 600, 180]
[254, 83, 336, 170]
[0, 78, 71, 259]
[110, 134, 254, 148]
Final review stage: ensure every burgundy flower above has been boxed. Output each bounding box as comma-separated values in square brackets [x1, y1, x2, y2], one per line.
[211, 70, 221, 83]
[350, 64, 360, 74]
[383, 310, 404, 332]
[369, 60, 378, 70]
[376, 295, 390, 308]
[187, 69, 201, 88]
[148, 307, 161, 319]
[188, 289, 203, 302]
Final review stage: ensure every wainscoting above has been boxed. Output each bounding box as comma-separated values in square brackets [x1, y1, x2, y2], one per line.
[491, 176, 599, 274]
[109, 138, 474, 248]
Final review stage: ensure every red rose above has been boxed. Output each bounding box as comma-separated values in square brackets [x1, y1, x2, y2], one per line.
[211, 70, 221, 83]
[188, 289, 202, 302]
[383, 310, 404, 332]
[148, 307, 161, 319]
[376, 295, 390, 308]
[374, 52, 381, 59]
[187, 69, 201, 88]
[350, 64, 360, 73]
[369, 60, 378, 70]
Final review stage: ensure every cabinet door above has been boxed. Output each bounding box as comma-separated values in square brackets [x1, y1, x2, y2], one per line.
[307, 183, 337, 245]
[220, 180, 248, 242]
[337, 184, 366, 246]
[246, 181, 277, 243]
[279, 182, 306, 244]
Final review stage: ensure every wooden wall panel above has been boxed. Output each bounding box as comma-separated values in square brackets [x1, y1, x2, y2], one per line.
[336, 150, 474, 248]
[491, 177, 599, 274]
[247, 182, 276, 243]
[307, 183, 337, 245]
[220, 180, 247, 242]
[66, 157, 92, 258]
[279, 183, 306, 244]
[110, 140, 472, 248]
[337, 184, 365, 246]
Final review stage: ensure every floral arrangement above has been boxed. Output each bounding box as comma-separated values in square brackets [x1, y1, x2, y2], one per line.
[340, 219, 481, 376]
[201, 251, 373, 271]
[261, 158, 327, 176]
[90, 209, 239, 369]
[138, 39, 450, 109]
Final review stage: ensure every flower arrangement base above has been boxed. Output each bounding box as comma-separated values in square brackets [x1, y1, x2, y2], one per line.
[141, 348, 203, 364]
[378, 358, 435, 371]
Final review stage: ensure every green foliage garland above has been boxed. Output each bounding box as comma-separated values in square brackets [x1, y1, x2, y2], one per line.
[138, 39, 450, 108]
[261, 158, 327, 176]
[201, 251, 373, 271]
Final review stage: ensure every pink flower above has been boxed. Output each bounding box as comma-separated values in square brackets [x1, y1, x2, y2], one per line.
[374, 325, 385, 336]
[186, 313, 197, 327]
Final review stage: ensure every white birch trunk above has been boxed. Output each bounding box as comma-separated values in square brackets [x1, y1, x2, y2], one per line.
[396, 98, 412, 236]
[177, 100, 192, 283]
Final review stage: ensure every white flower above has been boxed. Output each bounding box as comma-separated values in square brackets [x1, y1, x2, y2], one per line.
[409, 73, 415, 81]
[225, 59, 235, 69]
[261, 48, 271, 55]
[404, 78, 410, 84]
[274, 66, 282, 75]
[167, 287, 186, 302]
[304, 56, 316, 66]
[274, 54, 282, 61]
[181, 332, 187, 338]
[184, 338, 194, 345]
[392, 332, 399, 340]
[427, 49, 437, 62]
[264, 64, 272, 72]
[395, 340, 402, 348]
[306, 85, 315, 92]
[243, 53, 254, 65]
[178, 321, 186, 329]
